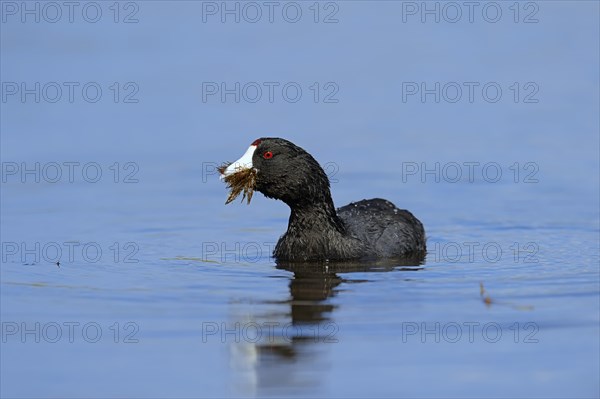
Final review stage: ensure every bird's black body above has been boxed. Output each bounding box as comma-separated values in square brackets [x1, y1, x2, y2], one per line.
[222, 137, 426, 262]
[337, 199, 426, 258]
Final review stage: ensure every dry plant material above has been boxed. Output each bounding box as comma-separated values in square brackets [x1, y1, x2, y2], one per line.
[479, 282, 493, 306]
[218, 163, 257, 205]
[479, 282, 534, 311]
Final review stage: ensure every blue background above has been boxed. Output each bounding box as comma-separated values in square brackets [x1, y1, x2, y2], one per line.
[1, 1, 599, 397]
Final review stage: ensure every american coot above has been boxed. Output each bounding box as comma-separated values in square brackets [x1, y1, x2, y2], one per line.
[219, 138, 426, 262]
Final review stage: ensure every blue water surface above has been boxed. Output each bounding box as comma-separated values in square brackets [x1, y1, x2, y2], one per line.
[1, 1, 599, 397]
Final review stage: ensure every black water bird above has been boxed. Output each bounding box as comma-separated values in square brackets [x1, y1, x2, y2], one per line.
[219, 138, 426, 262]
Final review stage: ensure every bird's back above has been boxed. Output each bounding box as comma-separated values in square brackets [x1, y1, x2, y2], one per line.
[337, 198, 426, 258]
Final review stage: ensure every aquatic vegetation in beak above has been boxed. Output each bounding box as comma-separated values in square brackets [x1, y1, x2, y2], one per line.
[218, 163, 257, 205]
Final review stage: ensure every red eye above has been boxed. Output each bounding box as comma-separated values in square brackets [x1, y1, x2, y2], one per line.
[263, 151, 273, 159]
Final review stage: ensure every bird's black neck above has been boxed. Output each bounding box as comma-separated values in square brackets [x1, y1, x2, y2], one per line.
[290, 206, 339, 235]
[274, 196, 365, 261]
[286, 192, 346, 237]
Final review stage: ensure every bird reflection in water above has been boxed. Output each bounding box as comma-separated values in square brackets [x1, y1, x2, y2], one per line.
[229, 254, 425, 395]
